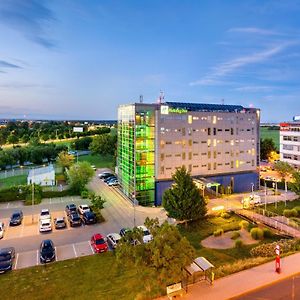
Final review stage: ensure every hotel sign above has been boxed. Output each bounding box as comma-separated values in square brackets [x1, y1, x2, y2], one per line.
[160, 105, 188, 114]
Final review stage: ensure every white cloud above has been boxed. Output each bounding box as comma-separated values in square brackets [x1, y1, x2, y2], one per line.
[228, 27, 279, 36]
[189, 43, 290, 86]
[232, 85, 277, 92]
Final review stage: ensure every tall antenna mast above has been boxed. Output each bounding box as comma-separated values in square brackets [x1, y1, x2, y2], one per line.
[139, 95, 143, 103]
[157, 90, 164, 104]
[221, 99, 224, 105]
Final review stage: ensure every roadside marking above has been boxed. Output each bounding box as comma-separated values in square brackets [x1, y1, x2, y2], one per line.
[89, 241, 94, 254]
[36, 250, 39, 265]
[6, 202, 10, 208]
[50, 198, 52, 204]
[72, 244, 77, 258]
[14, 253, 19, 270]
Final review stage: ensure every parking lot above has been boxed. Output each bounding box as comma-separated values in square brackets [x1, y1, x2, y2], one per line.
[1, 209, 85, 241]
[14, 240, 95, 270]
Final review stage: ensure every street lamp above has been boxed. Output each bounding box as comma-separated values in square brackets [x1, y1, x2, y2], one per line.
[132, 192, 136, 227]
[32, 168, 35, 224]
[251, 182, 254, 198]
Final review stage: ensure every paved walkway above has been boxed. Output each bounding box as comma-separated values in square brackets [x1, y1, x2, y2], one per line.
[158, 252, 300, 300]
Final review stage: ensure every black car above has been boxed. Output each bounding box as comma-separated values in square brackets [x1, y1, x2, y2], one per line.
[68, 212, 82, 227]
[40, 240, 55, 263]
[65, 204, 77, 216]
[0, 247, 15, 273]
[82, 211, 96, 225]
[9, 210, 23, 226]
[99, 172, 114, 180]
[104, 175, 117, 183]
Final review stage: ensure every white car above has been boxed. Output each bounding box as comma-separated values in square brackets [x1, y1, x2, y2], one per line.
[106, 233, 122, 249]
[39, 219, 52, 232]
[40, 209, 51, 221]
[241, 195, 261, 206]
[137, 225, 153, 243]
[78, 204, 90, 215]
[0, 222, 5, 239]
[107, 180, 119, 186]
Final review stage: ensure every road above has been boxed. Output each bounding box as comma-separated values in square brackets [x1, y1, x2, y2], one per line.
[234, 273, 300, 300]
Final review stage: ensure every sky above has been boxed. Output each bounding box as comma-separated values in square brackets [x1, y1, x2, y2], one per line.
[0, 0, 300, 122]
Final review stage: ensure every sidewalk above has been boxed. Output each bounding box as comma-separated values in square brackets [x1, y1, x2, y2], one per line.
[157, 252, 300, 300]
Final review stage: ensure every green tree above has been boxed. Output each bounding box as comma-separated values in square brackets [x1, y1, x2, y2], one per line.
[89, 134, 116, 156]
[290, 171, 300, 195]
[90, 194, 106, 210]
[274, 161, 294, 191]
[162, 166, 207, 223]
[260, 138, 276, 160]
[57, 151, 74, 171]
[7, 133, 19, 145]
[67, 161, 94, 193]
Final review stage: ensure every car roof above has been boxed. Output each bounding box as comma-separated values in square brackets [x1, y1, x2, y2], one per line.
[93, 233, 104, 240]
[67, 203, 76, 207]
[41, 219, 51, 224]
[108, 233, 121, 239]
[12, 210, 22, 214]
[55, 217, 64, 221]
[80, 204, 89, 208]
[42, 239, 53, 246]
[0, 247, 15, 254]
[138, 225, 149, 231]
[85, 211, 94, 216]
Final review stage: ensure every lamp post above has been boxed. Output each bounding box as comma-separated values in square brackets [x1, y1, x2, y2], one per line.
[264, 180, 267, 211]
[132, 192, 136, 228]
[251, 182, 254, 198]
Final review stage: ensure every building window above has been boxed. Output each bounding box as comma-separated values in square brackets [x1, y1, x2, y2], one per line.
[182, 128, 186, 136]
[182, 152, 186, 160]
[188, 164, 192, 172]
[213, 128, 217, 135]
[188, 115, 193, 124]
[160, 166, 164, 174]
[231, 128, 234, 135]
[208, 151, 211, 159]
[208, 163, 211, 170]
[213, 151, 217, 159]
[213, 162, 216, 170]
[208, 128, 211, 135]
[189, 139, 192, 146]
[188, 152, 192, 160]
[161, 153, 164, 161]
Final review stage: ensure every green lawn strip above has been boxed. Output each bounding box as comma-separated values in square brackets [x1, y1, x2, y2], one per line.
[0, 174, 27, 190]
[264, 198, 300, 215]
[260, 127, 279, 150]
[0, 253, 163, 300]
[78, 153, 115, 169]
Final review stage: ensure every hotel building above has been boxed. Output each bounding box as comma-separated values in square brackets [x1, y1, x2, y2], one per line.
[117, 102, 260, 206]
[280, 119, 300, 169]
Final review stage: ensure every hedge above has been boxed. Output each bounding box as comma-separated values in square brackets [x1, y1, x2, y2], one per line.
[250, 228, 264, 240]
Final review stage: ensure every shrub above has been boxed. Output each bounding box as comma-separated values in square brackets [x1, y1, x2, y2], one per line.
[231, 231, 240, 240]
[250, 239, 299, 257]
[250, 228, 264, 240]
[220, 212, 231, 219]
[262, 228, 272, 238]
[239, 220, 249, 230]
[213, 228, 224, 237]
[293, 206, 300, 216]
[42, 189, 78, 198]
[90, 206, 105, 223]
[24, 193, 42, 205]
[81, 190, 89, 199]
[235, 239, 243, 248]
[283, 209, 298, 218]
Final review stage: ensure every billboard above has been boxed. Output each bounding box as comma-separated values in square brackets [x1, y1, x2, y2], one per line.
[73, 127, 84, 133]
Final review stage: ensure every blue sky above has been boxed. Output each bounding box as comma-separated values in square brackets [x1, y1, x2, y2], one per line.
[0, 0, 300, 122]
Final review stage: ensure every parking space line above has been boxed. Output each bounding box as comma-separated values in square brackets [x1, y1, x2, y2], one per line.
[89, 241, 94, 254]
[36, 250, 39, 265]
[14, 253, 19, 270]
[72, 244, 77, 257]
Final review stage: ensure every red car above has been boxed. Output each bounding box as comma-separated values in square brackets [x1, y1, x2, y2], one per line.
[90, 234, 108, 253]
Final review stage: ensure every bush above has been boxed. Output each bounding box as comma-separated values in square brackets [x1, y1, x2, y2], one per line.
[239, 220, 249, 230]
[24, 193, 42, 205]
[231, 231, 240, 240]
[283, 209, 298, 218]
[235, 239, 243, 248]
[42, 189, 78, 198]
[220, 212, 231, 219]
[213, 228, 224, 237]
[250, 228, 264, 240]
[250, 239, 299, 257]
[262, 228, 272, 238]
[293, 206, 300, 216]
[91, 206, 105, 223]
[81, 190, 89, 199]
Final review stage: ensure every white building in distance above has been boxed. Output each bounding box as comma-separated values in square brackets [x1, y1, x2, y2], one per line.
[27, 165, 55, 186]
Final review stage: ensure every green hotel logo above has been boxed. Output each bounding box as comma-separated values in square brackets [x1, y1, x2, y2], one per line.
[169, 107, 188, 114]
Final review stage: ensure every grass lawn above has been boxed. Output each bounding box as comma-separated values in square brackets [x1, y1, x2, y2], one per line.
[260, 127, 279, 150]
[178, 214, 282, 268]
[78, 153, 115, 169]
[0, 253, 163, 300]
[0, 174, 27, 190]
[263, 198, 300, 215]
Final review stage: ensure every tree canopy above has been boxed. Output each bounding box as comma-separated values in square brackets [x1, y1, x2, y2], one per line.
[260, 138, 277, 160]
[274, 161, 294, 180]
[162, 166, 207, 222]
[89, 134, 117, 156]
[67, 161, 94, 193]
[116, 219, 195, 285]
[57, 151, 74, 171]
[290, 171, 300, 195]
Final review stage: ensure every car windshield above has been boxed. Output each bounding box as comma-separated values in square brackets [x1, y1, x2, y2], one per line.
[43, 242, 53, 249]
[12, 213, 20, 218]
[43, 223, 50, 226]
[143, 230, 150, 236]
[95, 239, 105, 245]
[56, 220, 64, 224]
[41, 211, 49, 216]
[72, 215, 80, 221]
[0, 254, 11, 261]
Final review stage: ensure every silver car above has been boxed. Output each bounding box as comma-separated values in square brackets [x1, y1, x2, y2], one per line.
[106, 233, 122, 249]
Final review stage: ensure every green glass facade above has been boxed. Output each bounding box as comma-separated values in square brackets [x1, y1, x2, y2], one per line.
[117, 104, 155, 206]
